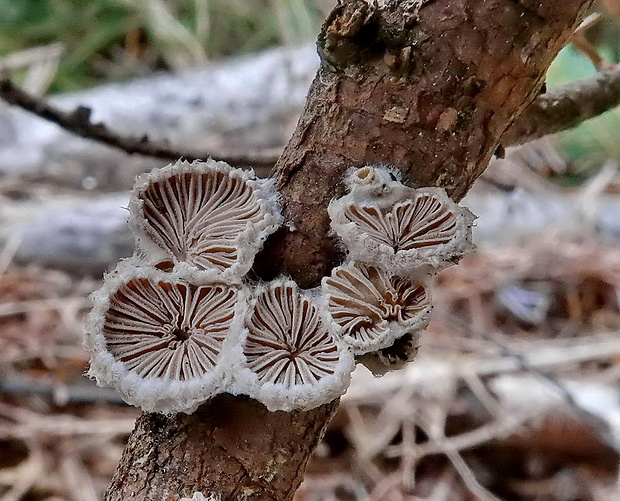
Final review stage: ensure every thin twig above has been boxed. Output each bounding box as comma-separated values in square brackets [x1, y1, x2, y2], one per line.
[0, 297, 90, 318]
[461, 368, 508, 420]
[0, 376, 125, 404]
[0, 235, 22, 277]
[384, 410, 534, 459]
[416, 416, 502, 501]
[443, 315, 620, 452]
[0, 418, 136, 439]
[61, 450, 100, 501]
[0, 446, 44, 501]
[479, 175, 516, 192]
[571, 13, 608, 70]
[0, 79, 280, 169]
[473, 335, 620, 376]
[2, 62, 620, 169]
[504, 64, 620, 146]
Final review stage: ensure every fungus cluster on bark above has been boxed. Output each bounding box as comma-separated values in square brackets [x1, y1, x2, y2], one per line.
[85, 159, 353, 413]
[323, 166, 475, 372]
[84, 162, 474, 414]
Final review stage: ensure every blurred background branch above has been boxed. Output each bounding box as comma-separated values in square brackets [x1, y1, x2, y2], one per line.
[2, 60, 620, 168]
[0, 78, 281, 168]
[505, 64, 620, 146]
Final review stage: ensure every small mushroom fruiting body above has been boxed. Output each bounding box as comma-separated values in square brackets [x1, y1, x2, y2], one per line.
[329, 167, 476, 275]
[129, 159, 281, 283]
[357, 331, 421, 376]
[85, 264, 246, 414]
[325, 166, 476, 374]
[233, 279, 354, 411]
[343, 165, 409, 207]
[322, 262, 431, 354]
[84, 160, 476, 413]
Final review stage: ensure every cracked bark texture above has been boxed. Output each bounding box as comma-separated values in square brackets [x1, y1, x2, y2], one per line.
[265, 0, 594, 288]
[105, 0, 594, 500]
[105, 395, 337, 501]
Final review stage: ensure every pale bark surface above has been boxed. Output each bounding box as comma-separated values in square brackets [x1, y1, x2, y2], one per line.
[105, 1, 594, 500]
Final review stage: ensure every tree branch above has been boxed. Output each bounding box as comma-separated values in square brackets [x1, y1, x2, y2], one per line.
[101, 0, 595, 499]
[106, 395, 337, 501]
[0, 79, 280, 169]
[2, 63, 619, 172]
[504, 63, 620, 146]
[263, 0, 595, 288]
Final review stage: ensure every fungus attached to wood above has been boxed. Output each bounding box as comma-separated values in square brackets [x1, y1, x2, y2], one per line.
[357, 331, 421, 377]
[344, 165, 408, 207]
[85, 266, 243, 414]
[85, 160, 476, 414]
[322, 262, 431, 354]
[329, 167, 475, 274]
[234, 280, 354, 411]
[180, 493, 216, 501]
[129, 159, 281, 283]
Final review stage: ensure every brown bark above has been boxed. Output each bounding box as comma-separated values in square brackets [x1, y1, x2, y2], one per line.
[265, 0, 594, 288]
[105, 1, 594, 500]
[504, 63, 620, 145]
[105, 395, 337, 501]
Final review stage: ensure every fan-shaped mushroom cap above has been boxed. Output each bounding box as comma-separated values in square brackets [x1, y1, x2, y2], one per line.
[329, 179, 476, 274]
[233, 280, 354, 411]
[357, 331, 421, 376]
[85, 264, 245, 414]
[322, 262, 431, 354]
[129, 159, 282, 283]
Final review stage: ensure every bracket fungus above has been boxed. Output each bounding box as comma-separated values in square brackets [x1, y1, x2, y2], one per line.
[129, 159, 281, 283]
[84, 160, 476, 414]
[85, 266, 244, 414]
[329, 166, 476, 274]
[322, 262, 431, 354]
[234, 280, 354, 411]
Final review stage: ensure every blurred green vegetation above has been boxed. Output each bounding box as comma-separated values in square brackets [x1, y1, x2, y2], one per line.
[547, 10, 620, 174]
[0, 0, 329, 92]
[0, 0, 618, 174]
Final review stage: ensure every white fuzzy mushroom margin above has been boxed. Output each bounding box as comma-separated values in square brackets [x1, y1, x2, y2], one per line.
[84, 262, 248, 414]
[128, 158, 282, 284]
[230, 279, 355, 411]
